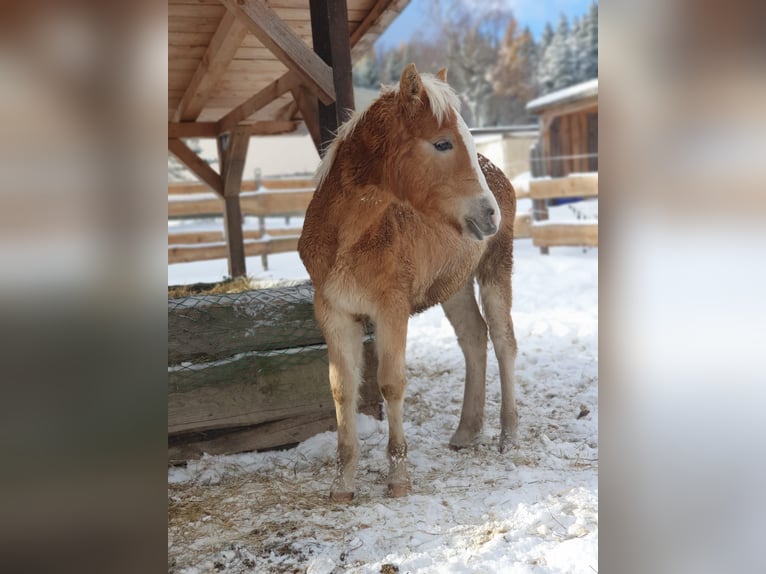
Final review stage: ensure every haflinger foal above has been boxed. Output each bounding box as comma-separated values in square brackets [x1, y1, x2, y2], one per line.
[298, 64, 518, 501]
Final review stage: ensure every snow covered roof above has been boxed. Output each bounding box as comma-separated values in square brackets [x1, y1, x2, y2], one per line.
[526, 78, 598, 114]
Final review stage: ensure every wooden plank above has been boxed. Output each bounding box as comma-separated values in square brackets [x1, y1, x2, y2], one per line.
[513, 213, 532, 239]
[168, 235, 302, 263]
[168, 190, 313, 217]
[240, 190, 314, 214]
[247, 120, 299, 135]
[168, 412, 338, 462]
[168, 138, 223, 195]
[530, 223, 598, 248]
[529, 173, 599, 200]
[168, 227, 302, 245]
[216, 72, 301, 134]
[168, 122, 218, 138]
[220, 0, 336, 105]
[172, 10, 248, 122]
[168, 342, 379, 434]
[168, 177, 316, 194]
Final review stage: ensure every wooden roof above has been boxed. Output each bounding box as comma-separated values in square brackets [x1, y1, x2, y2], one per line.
[168, 0, 410, 138]
[526, 79, 598, 116]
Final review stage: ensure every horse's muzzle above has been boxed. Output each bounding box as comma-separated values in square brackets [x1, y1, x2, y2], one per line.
[465, 206, 499, 240]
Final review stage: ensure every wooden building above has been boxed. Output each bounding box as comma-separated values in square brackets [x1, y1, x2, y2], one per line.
[526, 78, 598, 177]
[168, 0, 411, 277]
[525, 79, 598, 253]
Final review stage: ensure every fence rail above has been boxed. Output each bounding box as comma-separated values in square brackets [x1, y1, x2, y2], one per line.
[528, 172, 598, 249]
[168, 176, 542, 267]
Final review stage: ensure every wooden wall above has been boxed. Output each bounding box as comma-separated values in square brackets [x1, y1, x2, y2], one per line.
[541, 101, 598, 177]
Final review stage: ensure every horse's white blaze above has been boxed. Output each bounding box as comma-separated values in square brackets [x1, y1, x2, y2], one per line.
[455, 114, 501, 228]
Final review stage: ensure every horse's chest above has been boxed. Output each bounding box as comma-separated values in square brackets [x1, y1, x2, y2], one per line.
[411, 242, 483, 312]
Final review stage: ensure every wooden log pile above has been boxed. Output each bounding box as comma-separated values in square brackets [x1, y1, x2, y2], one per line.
[168, 282, 381, 463]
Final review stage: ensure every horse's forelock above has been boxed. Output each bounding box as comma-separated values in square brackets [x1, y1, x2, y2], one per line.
[315, 73, 461, 185]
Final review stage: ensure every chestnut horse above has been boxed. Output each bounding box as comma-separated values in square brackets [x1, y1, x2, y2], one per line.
[298, 64, 518, 501]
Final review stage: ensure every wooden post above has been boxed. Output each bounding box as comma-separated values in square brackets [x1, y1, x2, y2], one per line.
[309, 0, 355, 155]
[217, 127, 250, 278]
[530, 141, 550, 255]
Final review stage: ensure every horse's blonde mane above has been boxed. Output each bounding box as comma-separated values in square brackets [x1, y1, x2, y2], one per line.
[315, 73, 462, 185]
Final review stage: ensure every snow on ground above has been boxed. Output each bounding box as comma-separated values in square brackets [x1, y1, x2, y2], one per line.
[168, 241, 598, 573]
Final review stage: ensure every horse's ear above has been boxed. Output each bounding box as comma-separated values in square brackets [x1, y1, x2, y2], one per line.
[435, 67, 448, 82]
[399, 63, 422, 100]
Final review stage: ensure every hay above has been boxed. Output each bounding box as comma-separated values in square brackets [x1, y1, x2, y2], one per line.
[168, 276, 310, 299]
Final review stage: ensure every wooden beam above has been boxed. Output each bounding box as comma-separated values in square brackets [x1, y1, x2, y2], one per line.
[529, 173, 599, 200]
[216, 71, 301, 134]
[220, 0, 335, 105]
[350, 0, 392, 47]
[248, 120, 300, 135]
[168, 122, 219, 138]
[172, 10, 248, 122]
[290, 84, 321, 152]
[168, 138, 223, 195]
[220, 126, 251, 198]
[218, 127, 251, 278]
[310, 0, 355, 153]
[530, 223, 599, 248]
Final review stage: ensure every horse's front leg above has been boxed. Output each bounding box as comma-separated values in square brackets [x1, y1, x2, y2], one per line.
[315, 294, 364, 502]
[374, 307, 411, 497]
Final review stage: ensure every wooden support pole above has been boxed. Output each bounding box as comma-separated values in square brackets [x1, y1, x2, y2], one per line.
[217, 128, 250, 278]
[310, 0, 355, 155]
[529, 140, 549, 255]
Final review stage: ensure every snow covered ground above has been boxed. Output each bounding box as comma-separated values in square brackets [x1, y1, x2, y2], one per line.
[168, 238, 598, 573]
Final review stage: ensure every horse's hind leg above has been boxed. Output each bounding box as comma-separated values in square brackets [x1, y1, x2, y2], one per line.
[442, 279, 489, 449]
[314, 293, 364, 501]
[373, 308, 411, 497]
[479, 276, 519, 452]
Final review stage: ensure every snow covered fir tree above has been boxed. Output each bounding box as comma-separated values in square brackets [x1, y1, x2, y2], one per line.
[352, 0, 598, 127]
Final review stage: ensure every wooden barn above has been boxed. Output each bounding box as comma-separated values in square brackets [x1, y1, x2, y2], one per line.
[525, 79, 599, 252]
[527, 78, 598, 177]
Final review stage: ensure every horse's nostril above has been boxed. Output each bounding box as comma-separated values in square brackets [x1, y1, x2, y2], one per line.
[486, 208, 495, 218]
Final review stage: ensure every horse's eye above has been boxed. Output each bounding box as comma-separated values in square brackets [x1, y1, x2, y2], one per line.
[433, 140, 453, 152]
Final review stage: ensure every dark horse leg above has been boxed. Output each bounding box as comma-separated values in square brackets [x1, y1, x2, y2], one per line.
[443, 279, 489, 449]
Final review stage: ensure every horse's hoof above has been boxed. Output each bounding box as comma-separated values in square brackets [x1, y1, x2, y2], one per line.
[498, 430, 518, 453]
[330, 491, 355, 503]
[449, 429, 481, 450]
[387, 482, 411, 498]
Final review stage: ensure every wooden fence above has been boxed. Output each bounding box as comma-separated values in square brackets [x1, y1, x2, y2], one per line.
[527, 172, 598, 249]
[168, 177, 316, 267]
[168, 176, 596, 265]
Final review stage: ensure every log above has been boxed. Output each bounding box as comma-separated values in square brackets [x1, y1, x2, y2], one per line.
[169, 282, 339, 364]
[168, 341, 380, 435]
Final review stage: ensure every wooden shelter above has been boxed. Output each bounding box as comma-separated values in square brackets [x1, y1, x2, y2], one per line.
[168, 0, 410, 277]
[526, 78, 598, 177]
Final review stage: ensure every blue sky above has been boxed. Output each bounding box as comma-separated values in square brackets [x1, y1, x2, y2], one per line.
[376, 0, 593, 49]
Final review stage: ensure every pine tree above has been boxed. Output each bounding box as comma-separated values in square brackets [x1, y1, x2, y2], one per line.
[580, 1, 598, 80]
[353, 52, 380, 88]
[538, 13, 575, 92]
